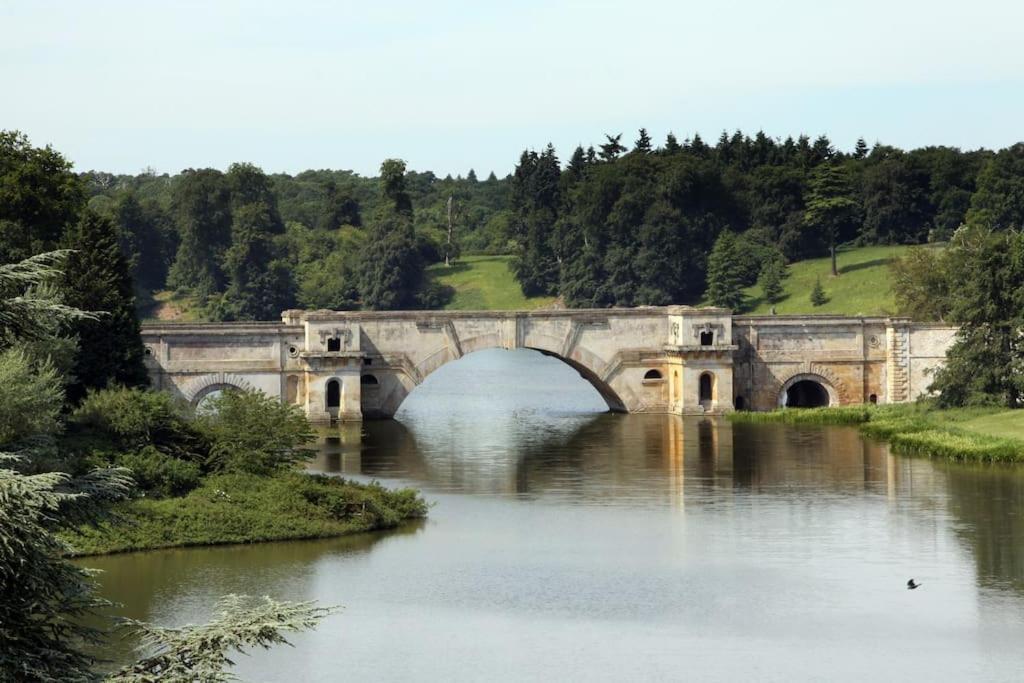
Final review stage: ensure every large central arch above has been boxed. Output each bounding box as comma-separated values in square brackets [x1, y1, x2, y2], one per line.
[777, 373, 838, 408]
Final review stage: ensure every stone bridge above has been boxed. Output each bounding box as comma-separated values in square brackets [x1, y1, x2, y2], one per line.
[140, 307, 956, 422]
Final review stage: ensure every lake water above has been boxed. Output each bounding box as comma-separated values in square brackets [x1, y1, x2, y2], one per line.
[88, 349, 1024, 681]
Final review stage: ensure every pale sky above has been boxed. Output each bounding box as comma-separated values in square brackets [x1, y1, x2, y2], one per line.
[3, 0, 1023, 177]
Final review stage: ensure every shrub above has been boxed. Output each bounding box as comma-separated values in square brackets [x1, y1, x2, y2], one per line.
[197, 389, 314, 475]
[116, 446, 202, 497]
[71, 387, 208, 462]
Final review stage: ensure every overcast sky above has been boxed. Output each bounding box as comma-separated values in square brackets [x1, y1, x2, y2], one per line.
[3, 0, 1023, 177]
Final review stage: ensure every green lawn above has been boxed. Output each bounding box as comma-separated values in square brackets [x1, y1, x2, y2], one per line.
[428, 255, 556, 310]
[740, 244, 923, 316]
[961, 410, 1024, 441]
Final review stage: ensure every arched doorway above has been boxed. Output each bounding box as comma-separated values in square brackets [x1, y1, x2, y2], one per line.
[784, 380, 830, 407]
[699, 372, 714, 410]
[326, 379, 341, 417]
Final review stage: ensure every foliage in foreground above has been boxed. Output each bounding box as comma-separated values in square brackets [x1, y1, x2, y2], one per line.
[63, 471, 428, 556]
[106, 595, 336, 682]
[0, 455, 133, 682]
[729, 403, 1024, 463]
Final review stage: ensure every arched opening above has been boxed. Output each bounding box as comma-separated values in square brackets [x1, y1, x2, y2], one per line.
[326, 379, 341, 411]
[395, 348, 624, 420]
[700, 330, 714, 346]
[643, 369, 663, 381]
[361, 374, 379, 386]
[785, 380, 830, 408]
[869, 393, 878, 404]
[699, 372, 714, 408]
[286, 375, 300, 404]
[327, 337, 341, 352]
[735, 395, 746, 410]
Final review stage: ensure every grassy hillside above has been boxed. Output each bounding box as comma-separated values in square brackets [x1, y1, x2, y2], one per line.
[428, 255, 556, 310]
[739, 244, 918, 316]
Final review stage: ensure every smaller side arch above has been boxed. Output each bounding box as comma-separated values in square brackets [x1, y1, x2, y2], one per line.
[181, 372, 256, 406]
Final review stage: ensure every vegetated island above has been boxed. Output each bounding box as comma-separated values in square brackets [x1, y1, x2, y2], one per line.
[730, 402, 1024, 463]
[58, 387, 427, 557]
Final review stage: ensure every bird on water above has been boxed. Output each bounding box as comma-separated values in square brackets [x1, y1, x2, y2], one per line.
[907, 579, 922, 590]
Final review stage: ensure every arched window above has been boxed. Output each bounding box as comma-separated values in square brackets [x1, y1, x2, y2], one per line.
[327, 337, 341, 352]
[643, 369, 663, 381]
[735, 395, 746, 410]
[700, 329, 714, 346]
[869, 393, 878, 404]
[325, 379, 341, 409]
[361, 374, 379, 386]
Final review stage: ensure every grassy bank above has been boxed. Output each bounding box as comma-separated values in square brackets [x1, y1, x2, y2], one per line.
[729, 404, 1024, 463]
[427, 255, 556, 310]
[739, 244, 921, 316]
[63, 471, 428, 557]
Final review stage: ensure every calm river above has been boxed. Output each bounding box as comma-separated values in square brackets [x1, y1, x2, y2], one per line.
[88, 349, 1024, 681]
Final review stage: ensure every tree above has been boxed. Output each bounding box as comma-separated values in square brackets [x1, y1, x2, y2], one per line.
[317, 180, 362, 229]
[664, 132, 682, 154]
[0, 130, 85, 263]
[810, 277, 827, 306]
[110, 190, 172, 291]
[705, 231, 746, 311]
[509, 146, 560, 296]
[598, 133, 626, 161]
[61, 210, 149, 404]
[854, 137, 869, 159]
[167, 169, 232, 298]
[890, 246, 952, 321]
[966, 143, 1024, 231]
[804, 163, 859, 276]
[198, 389, 314, 475]
[929, 227, 1024, 407]
[633, 128, 652, 154]
[216, 203, 296, 321]
[358, 159, 426, 309]
[758, 257, 786, 304]
[860, 151, 932, 244]
[107, 595, 335, 682]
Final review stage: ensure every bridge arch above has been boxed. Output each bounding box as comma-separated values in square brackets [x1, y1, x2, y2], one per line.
[378, 341, 632, 418]
[181, 372, 255, 407]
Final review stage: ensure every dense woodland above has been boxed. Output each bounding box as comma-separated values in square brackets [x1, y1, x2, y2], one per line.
[55, 128, 1022, 320]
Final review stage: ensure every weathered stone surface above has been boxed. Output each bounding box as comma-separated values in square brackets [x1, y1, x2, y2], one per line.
[141, 309, 956, 422]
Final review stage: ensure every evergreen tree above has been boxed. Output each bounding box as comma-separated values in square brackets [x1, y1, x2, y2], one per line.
[466, 168, 478, 182]
[804, 163, 859, 276]
[380, 158, 413, 217]
[664, 132, 682, 154]
[966, 143, 1024, 230]
[111, 190, 172, 291]
[758, 257, 786, 303]
[854, 137, 869, 159]
[633, 128, 652, 154]
[810, 277, 827, 306]
[509, 146, 560, 296]
[60, 210, 149, 403]
[705, 231, 746, 311]
[598, 134, 626, 161]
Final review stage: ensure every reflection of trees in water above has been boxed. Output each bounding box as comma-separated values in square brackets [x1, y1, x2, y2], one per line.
[82, 523, 423, 666]
[943, 463, 1024, 593]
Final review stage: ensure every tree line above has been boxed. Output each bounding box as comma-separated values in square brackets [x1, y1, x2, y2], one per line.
[507, 129, 997, 309]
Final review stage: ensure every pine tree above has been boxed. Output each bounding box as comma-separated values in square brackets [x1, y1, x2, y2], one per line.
[598, 134, 626, 161]
[664, 132, 682, 154]
[758, 257, 786, 303]
[705, 231, 746, 311]
[61, 209, 149, 403]
[217, 203, 296, 320]
[854, 137, 869, 159]
[633, 128, 652, 154]
[810, 277, 828, 306]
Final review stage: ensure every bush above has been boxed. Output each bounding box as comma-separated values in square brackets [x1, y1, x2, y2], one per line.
[197, 389, 314, 475]
[70, 386, 208, 462]
[116, 446, 202, 497]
